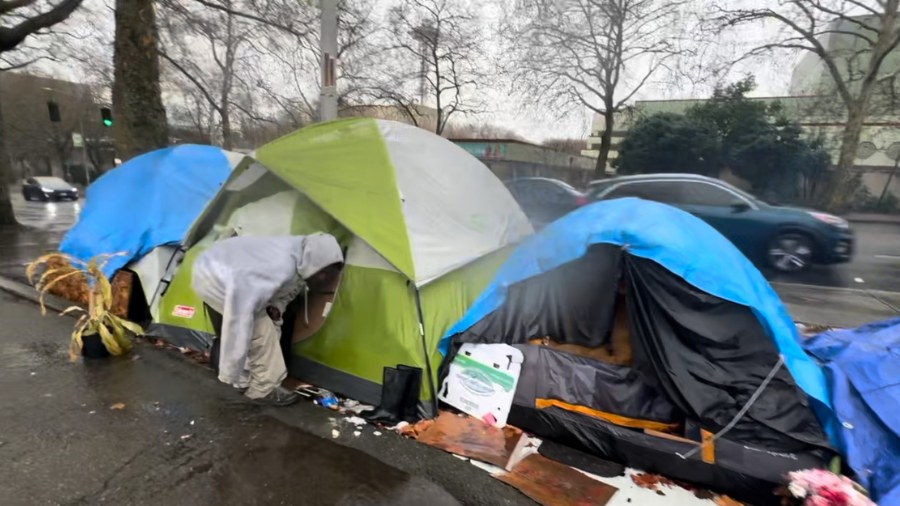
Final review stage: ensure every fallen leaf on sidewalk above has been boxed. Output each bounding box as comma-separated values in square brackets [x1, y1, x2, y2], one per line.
[109, 403, 126, 410]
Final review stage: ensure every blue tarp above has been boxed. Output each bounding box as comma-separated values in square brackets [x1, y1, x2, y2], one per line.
[803, 318, 900, 506]
[441, 198, 836, 436]
[60, 145, 232, 277]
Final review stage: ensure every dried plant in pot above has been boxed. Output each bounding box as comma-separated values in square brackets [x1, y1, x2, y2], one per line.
[27, 253, 144, 360]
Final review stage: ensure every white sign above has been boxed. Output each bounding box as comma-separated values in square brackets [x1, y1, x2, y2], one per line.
[71, 132, 83, 148]
[439, 343, 524, 428]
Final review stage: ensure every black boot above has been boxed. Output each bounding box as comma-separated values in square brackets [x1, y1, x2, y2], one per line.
[397, 365, 422, 423]
[360, 367, 406, 424]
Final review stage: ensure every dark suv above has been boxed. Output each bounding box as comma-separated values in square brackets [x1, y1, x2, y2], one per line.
[587, 174, 853, 272]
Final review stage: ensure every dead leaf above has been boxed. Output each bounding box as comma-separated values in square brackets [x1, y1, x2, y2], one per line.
[109, 402, 126, 410]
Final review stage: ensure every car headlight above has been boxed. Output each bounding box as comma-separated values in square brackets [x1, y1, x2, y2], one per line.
[808, 211, 849, 229]
[41, 187, 53, 192]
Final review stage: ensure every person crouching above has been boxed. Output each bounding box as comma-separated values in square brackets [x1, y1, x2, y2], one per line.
[192, 233, 343, 406]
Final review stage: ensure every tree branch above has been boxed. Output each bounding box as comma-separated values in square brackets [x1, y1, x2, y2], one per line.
[0, 0, 83, 52]
[159, 50, 223, 115]
[0, 0, 35, 15]
[187, 0, 310, 40]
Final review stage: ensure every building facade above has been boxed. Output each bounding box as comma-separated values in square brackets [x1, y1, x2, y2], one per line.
[0, 72, 116, 183]
[453, 139, 596, 186]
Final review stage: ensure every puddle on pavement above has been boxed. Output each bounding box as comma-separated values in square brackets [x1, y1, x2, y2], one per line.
[210, 416, 460, 506]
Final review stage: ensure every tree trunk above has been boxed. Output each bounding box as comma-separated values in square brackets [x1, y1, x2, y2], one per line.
[0, 92, 18, 227]
[827, 102, 866, 210]
[594, 112, 614, 179]
[112, 0, 169, 161]
[220, 108, 233, 150]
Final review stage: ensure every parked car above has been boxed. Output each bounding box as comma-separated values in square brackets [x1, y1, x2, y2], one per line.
[587, 174, 853, 272]
[505, 177, 587, 227]
[22, 177, 79, 201]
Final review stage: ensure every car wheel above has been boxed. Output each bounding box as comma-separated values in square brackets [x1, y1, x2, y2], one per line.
[768, 232, 814, 273]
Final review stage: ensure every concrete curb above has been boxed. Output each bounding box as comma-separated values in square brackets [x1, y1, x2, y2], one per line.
[0, 274, 77, 315]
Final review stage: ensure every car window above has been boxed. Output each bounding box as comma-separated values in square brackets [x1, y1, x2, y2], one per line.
[605, 181, 681, 204]
[508, 181, 534, 202]
[674, 181, 743, 206]
[25, 178, 36, 185]
[35, 177, 72, 190]
[529, 182, 555, 201]
[546, 183, 569, 200]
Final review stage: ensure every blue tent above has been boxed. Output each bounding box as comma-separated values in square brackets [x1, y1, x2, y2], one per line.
[804, 318, 900, 506]
[60, 145, 234, 277]
[441, 198, 836, 438]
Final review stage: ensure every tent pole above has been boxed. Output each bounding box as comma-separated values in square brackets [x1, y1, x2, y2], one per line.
[413, 286, 439, 418]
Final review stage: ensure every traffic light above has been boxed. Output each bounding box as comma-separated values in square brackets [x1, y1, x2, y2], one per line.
[100, 107, 113, 127]
[47, 101, 61, 122]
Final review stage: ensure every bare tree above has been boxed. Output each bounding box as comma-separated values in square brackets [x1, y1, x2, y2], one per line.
[158, 0, 254, 150]
[0, 0, 85, 225]
[711, 0, 900, 209]
[506, 0, 689, 177]
[158, 0, 318, 149]
[113, 0, 169, 160]
[368, 0, 485, 135]
[0, 0, 82, 51]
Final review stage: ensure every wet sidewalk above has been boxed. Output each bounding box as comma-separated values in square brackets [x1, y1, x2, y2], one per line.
[0, 291, 528, 506]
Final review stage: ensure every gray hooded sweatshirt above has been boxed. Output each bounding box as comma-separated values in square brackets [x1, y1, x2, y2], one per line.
[191, 233, 343, 385]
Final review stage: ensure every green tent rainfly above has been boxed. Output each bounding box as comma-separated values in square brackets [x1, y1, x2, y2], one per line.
[147, 118, 533, 413]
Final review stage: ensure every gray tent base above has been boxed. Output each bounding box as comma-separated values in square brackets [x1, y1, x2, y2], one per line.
[146, 323, 215, 352]
[289, 354, 436, 419]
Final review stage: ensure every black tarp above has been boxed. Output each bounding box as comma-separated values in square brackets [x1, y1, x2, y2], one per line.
[625, 255, 829, 451]
[449, 244, 830, 452]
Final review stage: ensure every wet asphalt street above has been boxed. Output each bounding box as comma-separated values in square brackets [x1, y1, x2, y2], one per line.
[0, 291, 529, 506]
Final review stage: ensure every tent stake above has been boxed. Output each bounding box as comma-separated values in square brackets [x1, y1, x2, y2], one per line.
[413, 287, 439, 418]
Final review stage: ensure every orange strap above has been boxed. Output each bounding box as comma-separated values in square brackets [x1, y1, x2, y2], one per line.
[535, 398, 680, 432]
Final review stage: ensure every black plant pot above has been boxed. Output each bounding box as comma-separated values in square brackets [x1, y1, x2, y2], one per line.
[81, 333, 111, 359]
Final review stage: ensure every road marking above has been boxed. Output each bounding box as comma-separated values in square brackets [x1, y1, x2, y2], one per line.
[874, 255, 900, 260]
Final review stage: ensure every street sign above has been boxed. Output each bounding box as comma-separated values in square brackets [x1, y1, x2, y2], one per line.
[72, 132, 83, 148]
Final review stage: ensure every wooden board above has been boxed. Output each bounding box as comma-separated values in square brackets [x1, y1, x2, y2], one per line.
[496, 454, 618, 506]
[415, 411, 528, 470]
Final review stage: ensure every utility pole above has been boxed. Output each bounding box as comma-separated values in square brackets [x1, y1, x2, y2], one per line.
[319, 0, 338, 122]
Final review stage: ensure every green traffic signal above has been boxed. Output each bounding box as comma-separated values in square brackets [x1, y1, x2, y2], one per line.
[100, 107, 113, 127]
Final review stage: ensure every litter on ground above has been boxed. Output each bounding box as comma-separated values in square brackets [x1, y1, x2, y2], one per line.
[342, 416, 367, 427]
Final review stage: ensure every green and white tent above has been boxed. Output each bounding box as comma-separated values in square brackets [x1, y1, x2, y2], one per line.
[148, 118, 532, 409]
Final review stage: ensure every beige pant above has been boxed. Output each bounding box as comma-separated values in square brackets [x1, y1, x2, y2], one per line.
[240, 315, 287, 399]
